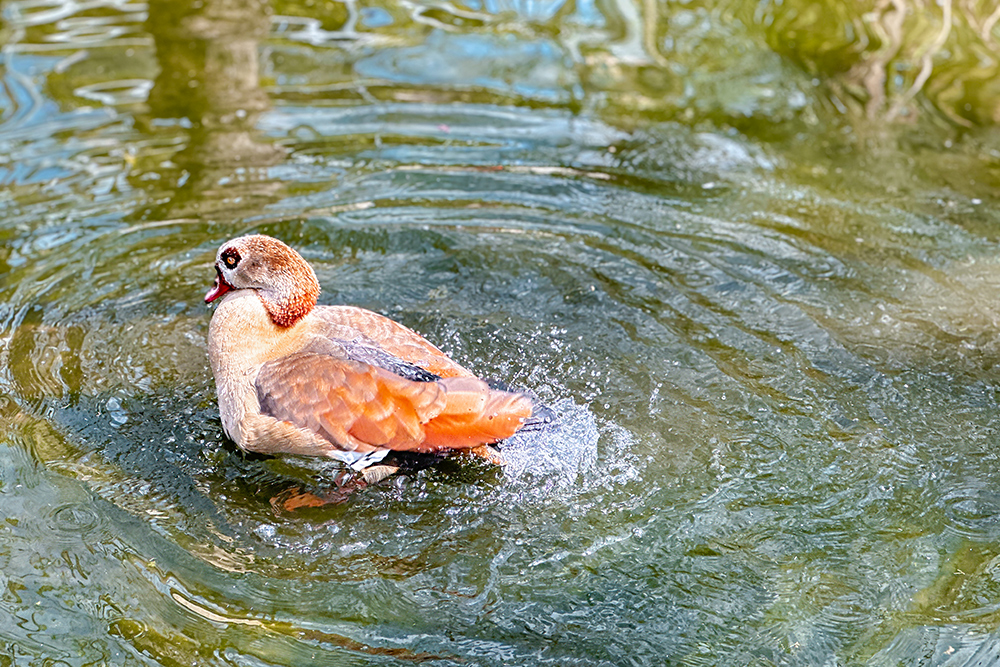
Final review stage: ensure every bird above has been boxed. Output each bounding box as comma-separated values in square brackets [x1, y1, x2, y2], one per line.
[204, 234, 548, 483]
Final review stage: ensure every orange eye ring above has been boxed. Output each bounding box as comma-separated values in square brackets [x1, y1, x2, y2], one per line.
[221, 248, 241, 269]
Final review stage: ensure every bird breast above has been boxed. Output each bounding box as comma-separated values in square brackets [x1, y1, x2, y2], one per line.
[207, 290, 303, 445]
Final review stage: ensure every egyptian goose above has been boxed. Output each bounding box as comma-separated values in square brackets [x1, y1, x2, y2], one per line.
[205, 234, 543, 481]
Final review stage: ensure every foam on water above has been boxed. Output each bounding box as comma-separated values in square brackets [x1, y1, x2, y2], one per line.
[499, 398, 600, 483]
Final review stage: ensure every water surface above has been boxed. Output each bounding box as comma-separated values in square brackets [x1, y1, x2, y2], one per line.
[4, 0, 1000, 665]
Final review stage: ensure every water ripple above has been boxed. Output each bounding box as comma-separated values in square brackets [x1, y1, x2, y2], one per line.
[2, 1, 1000, 665]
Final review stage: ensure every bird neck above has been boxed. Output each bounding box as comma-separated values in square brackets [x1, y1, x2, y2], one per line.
[258, 266, 320, 327]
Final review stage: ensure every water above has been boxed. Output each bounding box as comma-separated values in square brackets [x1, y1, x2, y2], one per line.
[3, 0, 1000, 665]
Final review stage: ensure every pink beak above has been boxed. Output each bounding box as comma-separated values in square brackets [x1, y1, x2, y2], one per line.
[205, 270, 231, 303]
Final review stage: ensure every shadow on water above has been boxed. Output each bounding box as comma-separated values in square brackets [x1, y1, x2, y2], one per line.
[6, 0, 1000, 665]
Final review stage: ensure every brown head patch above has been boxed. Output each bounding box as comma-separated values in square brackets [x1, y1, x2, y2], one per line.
[227, 235, 321, 327]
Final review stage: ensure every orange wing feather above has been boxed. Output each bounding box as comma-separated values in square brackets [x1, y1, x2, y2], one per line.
[256, 353, 532, 454]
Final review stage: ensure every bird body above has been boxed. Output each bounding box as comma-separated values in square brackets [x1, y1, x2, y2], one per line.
[205, 234, 536, 473]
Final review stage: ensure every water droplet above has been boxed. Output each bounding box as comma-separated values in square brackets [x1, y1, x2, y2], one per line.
[106, 397, 128, 426]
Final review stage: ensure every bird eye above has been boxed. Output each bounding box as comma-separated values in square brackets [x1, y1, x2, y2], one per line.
[221, 249, 240, 269]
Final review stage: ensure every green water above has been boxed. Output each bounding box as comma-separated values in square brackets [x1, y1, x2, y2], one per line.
[4, 0, 1000, 664]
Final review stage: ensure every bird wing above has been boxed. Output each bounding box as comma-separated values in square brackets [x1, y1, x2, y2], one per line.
[256, 353, 446, 453]
[256, 352, 534, 454]
[311, 306, 475, 378]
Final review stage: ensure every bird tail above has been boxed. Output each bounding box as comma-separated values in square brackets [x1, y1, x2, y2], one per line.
[421, 377, 534, 449]
[484, 378, 556, 434]
[517, 402, 557, 433]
